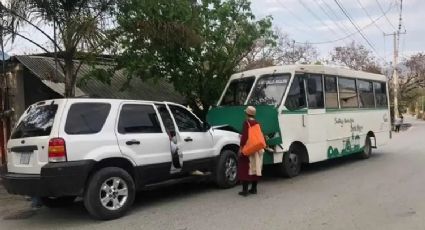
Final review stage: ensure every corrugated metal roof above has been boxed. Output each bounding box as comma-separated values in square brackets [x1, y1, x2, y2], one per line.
[41, 80, 85, 97]
[15, 55, 185, 103]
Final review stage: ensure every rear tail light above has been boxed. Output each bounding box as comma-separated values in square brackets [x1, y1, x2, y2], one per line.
[48, 138, 67, 162]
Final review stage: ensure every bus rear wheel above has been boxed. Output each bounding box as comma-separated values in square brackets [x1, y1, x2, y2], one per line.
[277, 146, 301, 178]
[358, 135, 372, 159]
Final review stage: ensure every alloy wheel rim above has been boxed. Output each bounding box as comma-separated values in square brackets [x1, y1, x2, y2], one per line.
[225, 157, 237, 182]
[288, 152, 299, 172]
[365, 139, 371, 155]
[99, 177, 129, 211]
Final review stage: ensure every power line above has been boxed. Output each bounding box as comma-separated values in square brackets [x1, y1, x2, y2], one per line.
[333, 0, 383, 60]
[356, 0, 386, 34]
[273, 0, 316, 31]
[314, 0, 352, 40]
[295, 1, 395, 46]
[375, 0, 397, 30]
[298, 0, 345, 39]
[320, 0, 354, 34]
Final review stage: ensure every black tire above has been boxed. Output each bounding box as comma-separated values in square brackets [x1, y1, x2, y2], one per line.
[83, 167, 135, 220]
[277, 146, 302, 178]
[358, 135, 372, 159]
[215, 149, 238, 188]
[41, 196, 76, 208]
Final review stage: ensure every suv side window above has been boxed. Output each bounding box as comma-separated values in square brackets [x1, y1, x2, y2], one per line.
[156, 104, 176, 136]
[65, 103, 111, 135]
[284, 74, 307, 110]
[169, 105, 203, 132]
[118, 104, 162, 134]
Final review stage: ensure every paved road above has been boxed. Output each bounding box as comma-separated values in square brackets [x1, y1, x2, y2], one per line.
[1, 117, 425, 230]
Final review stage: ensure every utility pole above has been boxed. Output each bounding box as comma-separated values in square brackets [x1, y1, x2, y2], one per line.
[292, 40, 295, 64]
[384, 0, 405, 119]
[0, 5, 4, 166]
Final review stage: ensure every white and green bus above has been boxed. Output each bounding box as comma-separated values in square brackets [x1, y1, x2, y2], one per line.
[207, 65, 391, 177]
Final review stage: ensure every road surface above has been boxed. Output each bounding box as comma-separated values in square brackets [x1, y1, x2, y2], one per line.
[1, 116, 424, 230]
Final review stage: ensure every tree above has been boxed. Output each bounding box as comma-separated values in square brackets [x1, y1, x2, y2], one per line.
[2, 0, 116, 97]
[238, 29, 318, 71]
[396, 53, 425, 112]
[117, 0, 274, 118]
[330, 41, 381, 73]
[274, 32, 318, 65]
[238, 38, 277, 71]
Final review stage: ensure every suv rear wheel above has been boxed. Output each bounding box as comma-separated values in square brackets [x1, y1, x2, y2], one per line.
[84, 167, 135, 220]
[215, 149, 238, 188]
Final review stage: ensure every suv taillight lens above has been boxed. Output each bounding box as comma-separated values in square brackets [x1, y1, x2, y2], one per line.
[48, 138, 67, 162]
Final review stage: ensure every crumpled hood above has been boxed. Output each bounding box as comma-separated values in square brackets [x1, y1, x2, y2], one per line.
[206, 105, 282, 146]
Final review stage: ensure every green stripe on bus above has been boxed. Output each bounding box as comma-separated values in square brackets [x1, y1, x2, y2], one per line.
[281, 110, 308, 114]
[282, 108, 388, 114]
[326, 108, 388, 113]
[263, 151, 274, 165]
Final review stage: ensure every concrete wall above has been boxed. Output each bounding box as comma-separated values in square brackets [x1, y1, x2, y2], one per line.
[7, 64, 25, 128]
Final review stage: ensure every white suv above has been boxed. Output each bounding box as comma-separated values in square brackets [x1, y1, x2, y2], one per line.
[1, 98, 240, 220]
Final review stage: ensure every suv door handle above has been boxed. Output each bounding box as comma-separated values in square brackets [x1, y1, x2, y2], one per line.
[184, 137, 193, 142]
[126, 140, 140, 145]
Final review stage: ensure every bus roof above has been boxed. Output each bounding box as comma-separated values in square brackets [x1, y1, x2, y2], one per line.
[230, 65, 387, 82]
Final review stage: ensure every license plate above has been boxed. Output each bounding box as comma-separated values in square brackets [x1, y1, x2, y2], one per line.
[20, 152, 32, 164]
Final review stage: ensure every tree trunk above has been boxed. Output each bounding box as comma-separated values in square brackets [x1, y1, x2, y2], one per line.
[64, 56, 76, 97]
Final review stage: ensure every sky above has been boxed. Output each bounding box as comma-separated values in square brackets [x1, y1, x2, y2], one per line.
[250, 0, 424, 63]
[4, 0, 424, 65]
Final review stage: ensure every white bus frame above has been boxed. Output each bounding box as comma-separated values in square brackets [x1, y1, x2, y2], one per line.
[213, 65, 391, 177]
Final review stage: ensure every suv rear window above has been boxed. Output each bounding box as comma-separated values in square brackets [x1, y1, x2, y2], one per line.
[65, 103, 111, 135]
[11, 104, 58, 139]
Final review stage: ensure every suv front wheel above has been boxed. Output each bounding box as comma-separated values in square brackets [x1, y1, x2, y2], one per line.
[84, 167, 135, 220]
[215, 149, 238, 188]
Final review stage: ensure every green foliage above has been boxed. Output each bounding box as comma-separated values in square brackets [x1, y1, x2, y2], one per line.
[2, 0, 117, 97]
[116, 0, 274, 118]
[330, 41, 381, 73]
[78, 66, 114, 86]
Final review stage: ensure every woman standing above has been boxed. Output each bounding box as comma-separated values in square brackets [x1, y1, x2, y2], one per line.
[238, 106, 264, 196]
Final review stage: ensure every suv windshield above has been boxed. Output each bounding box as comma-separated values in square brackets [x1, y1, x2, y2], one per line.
[247, 74, 291, 106]
[220, 77, 255, 106]
[11, 104, 58, 139]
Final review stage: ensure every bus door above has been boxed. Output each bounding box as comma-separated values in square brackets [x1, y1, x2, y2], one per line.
[305, 74, 327, 161]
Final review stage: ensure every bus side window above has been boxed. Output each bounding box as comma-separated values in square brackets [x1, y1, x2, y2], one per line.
[325, 75, 338, 108]
[307, 74, 324, 109]
[285, 75, 306, 110]
[357, 80, 374, 108]
[339, 77, 359, 108]
[374, 82, 388, 107]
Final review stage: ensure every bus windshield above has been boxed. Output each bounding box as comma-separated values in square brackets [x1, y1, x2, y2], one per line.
[220, 77, 255, 106]
[247, 74, 291, 106]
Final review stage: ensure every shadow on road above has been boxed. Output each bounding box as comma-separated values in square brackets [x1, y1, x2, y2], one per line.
[1, 152, 385, 224]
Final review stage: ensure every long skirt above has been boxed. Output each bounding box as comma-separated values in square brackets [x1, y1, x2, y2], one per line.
[238, 155, 259, 182]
